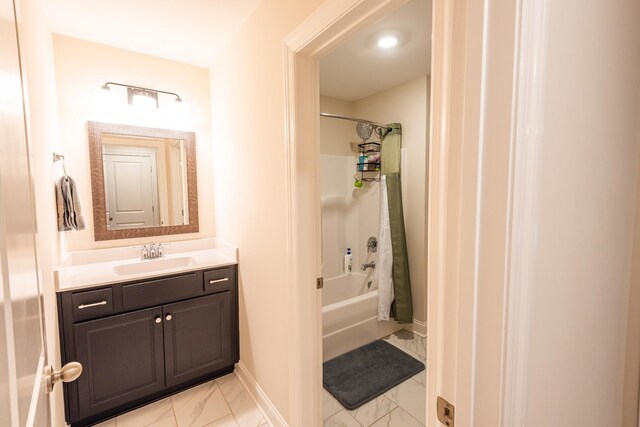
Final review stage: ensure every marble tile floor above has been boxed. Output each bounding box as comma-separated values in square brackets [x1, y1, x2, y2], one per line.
[323, 330, 427, 427]
[94, 372, 269, 427]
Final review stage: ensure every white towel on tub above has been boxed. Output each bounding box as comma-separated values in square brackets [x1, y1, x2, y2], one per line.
[377, 175, 394, 320]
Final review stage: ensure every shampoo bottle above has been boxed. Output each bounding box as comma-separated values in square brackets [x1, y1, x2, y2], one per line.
[344, 248, 353, 275]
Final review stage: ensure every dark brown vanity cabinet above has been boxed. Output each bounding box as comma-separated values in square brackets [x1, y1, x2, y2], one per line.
[57, 265, 238, 427]
[164, 292, 235, 387]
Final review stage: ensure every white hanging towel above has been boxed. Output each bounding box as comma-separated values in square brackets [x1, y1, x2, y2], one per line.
[377, 175, 394, 320]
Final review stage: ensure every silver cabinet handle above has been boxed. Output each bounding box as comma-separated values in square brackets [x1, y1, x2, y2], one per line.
[165, 314, 172, 321]
[78, 300, 107, 309]
[209, 278, 229, 284]
[155, 316, 162, 324]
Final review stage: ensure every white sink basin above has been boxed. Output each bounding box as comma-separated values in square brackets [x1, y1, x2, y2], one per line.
[113, 256, 196, 276]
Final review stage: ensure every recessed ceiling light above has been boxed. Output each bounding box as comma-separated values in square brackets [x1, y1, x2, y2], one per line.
[377, 36, 398, 49]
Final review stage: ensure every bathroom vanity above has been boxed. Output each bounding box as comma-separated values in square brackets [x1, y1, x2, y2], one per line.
[55, 239, 238, 427]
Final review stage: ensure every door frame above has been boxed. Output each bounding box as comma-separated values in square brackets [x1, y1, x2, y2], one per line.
[283, 0, 463, 424]
[284, 0, 549, 425]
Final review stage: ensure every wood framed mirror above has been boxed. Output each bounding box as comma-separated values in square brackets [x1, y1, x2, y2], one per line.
[88, 121, 199, 241]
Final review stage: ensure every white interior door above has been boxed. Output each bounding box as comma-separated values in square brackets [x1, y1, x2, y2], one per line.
[0, 0, 49, 424]
[103, 150, 160, 229]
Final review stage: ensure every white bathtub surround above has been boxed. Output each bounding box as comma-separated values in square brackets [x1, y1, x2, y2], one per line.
[94, 372, 269, 427]
[320, 154, 380, 283]
[322, 331, 426, 426]
[322, 273, 404, 361]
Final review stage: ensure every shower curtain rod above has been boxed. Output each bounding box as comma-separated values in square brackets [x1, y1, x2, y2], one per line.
[319, 112, 387, 129]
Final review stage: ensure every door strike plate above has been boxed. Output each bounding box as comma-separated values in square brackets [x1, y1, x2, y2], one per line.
[437, 396, 455, 426]
[316, 277, 324, 289]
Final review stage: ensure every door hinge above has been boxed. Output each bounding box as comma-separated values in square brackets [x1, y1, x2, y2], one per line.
[437, 396, 455, 426]
[316, 277, 323, 289]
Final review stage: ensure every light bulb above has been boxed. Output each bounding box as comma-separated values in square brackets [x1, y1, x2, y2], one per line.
[132, 94, 157, 109]
[377, 36, 398, 49]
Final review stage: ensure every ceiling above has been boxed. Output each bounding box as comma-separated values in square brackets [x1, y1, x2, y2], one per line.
[40, 0, 261, 68]
[319, 0, 432, 102]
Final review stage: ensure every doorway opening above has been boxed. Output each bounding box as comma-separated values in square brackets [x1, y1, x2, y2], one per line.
[283, 0, 455, 423]
[317, 0, 431, 424]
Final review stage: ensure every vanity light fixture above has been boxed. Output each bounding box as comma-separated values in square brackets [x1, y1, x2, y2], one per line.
[101, 82, 183, 108]
[377, 36, 398, 49]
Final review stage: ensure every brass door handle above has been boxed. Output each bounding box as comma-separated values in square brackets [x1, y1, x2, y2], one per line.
[45, 362, 83, 393]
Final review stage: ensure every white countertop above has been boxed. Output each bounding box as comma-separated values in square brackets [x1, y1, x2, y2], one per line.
[55, 238, 238, 292]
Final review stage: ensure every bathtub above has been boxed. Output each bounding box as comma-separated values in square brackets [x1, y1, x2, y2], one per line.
[322, 272, 403, 361]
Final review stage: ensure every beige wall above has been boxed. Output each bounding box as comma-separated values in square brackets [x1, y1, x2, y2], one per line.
[209, 0, 326, 421]
[320, 96, 357, 156]
[15, 0, 66, 424]
[354, 76, 429, 325]
[52, 35, 214, 251]
[524, 0, 640, 425]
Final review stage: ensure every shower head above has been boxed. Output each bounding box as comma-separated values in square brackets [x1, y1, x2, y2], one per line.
[356, 122, 374, 142]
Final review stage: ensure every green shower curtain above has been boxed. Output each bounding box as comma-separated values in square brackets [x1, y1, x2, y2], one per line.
[380, 123, 413, 324]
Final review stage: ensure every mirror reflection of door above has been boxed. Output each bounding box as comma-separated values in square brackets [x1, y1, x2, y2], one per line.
[103, 145, 160, 229]
[101, 134, 188, 230]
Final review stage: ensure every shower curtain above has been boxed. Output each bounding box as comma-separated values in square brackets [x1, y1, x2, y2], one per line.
[377, 123, 413, 324]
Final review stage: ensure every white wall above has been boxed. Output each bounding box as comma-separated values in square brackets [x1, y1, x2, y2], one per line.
[523, 0, 640, 425]
[208, 0, 326, 420]
[353, 76, 429, 326]
[14, 0, 65, 424]
[52, 35, 214, 251]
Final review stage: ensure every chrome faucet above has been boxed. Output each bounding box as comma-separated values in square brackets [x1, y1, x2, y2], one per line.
[361, 261, 376, 271]
[140, 243, 166, 260]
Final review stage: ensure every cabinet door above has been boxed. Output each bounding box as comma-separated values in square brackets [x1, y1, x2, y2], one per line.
[164, 292, 235, 387]
[73, 306, 165, 421]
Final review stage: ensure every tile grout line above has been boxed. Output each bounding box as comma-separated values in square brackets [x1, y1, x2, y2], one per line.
[214, 377, 242, 427]
[363, 403, 396, 427]
[168, 395, 180, 427]
[397, 405, 424, 426]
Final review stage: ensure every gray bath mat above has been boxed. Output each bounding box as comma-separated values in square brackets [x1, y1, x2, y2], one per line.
[323, 340, 425, 410]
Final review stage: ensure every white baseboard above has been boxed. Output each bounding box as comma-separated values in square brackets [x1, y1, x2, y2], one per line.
[235, 361, 288, 427]
[404, 319, 428, 337]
